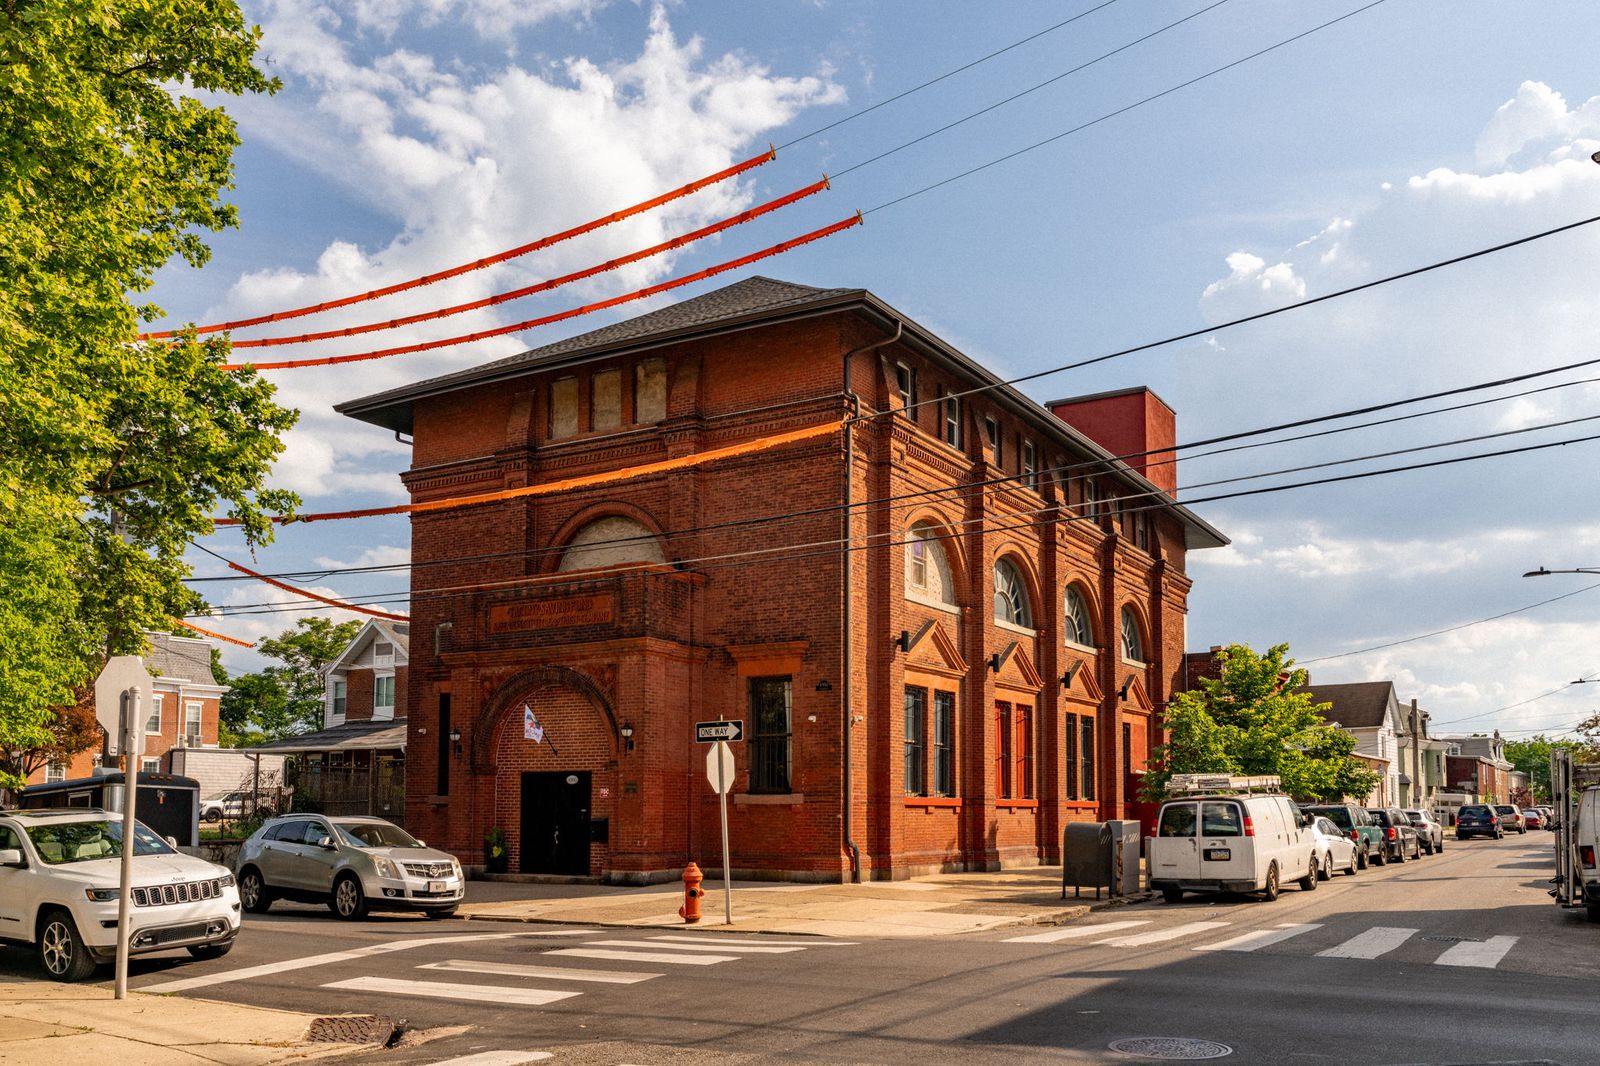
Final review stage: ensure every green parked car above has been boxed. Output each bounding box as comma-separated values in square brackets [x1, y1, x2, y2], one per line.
[1301, 803, 1388, 868]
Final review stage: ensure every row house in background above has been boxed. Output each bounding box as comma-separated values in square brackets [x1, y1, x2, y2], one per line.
[1438, 731, 1515, 807]
[26, 632, 226, 786]
[336, 276, 1228, 882]
[247, 619, 409, 819]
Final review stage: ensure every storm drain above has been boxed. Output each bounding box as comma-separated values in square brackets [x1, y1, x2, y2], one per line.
[1109, 1037, 1233, 1060]
[304, 1014, 403, 1046]
[1422, 934, 1482, 943]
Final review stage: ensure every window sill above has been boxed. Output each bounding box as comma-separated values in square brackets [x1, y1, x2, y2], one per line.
[904, 797, 961, 809]
[1064, 640, 1097, 656]
[1063, 799, 1099, 810]
[996, 799, 1039, 809]
[1121, 658, 1148, 670]
[906, 591, 960, 615]
[996, 620, 1037, 638]
[734, 793, 804, 806]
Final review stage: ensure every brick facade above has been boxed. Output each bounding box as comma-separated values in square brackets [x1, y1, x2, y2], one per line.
[339, 278, 1227, 882]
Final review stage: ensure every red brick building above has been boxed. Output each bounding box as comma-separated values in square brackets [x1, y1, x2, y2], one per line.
[337, 277, 1227, 882]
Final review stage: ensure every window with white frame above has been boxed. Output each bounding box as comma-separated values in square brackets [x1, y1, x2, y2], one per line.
[993, 558, 1033, 629]
[46, 760, 66, 783]
[1120, 606, 1145, 663]
[374, 641, 394, 664]
[1022, 440, 1037, 489]
[1065, 585, 1095, 648]
[145, 694, 163, 734]
[374, 674, 396, 717]
[984, 416, 1002, 467]
[329, 678, 347, 723]
[942, 391, 961, 448]
[895, 362, 917, 412]
[905, 523, 957, 608]
[184, 701, 203, 744]
[142, 758, 160, 774]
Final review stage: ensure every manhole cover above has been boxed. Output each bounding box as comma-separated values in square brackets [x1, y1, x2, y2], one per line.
[304, 1015, 398, 1044]
[1422, 934, 1481, 943]
[1109, 1037, 1233, 1060]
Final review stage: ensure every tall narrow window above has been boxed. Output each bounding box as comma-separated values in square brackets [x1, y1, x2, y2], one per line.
[1120, 606, 1145, 663]
[550, 376, 579, 438]
[984, 416, 1002, 467]
[1134, 512, 1151, 553]
[904, 686, 927, 796]
[1017, 704, 1034, 800]
[942, 391, 961, 448]
[331, 679, 347, 722]
[995, 701, 1012, 799]
[374, 675, 396, 718]
[1022, 440, 1037, 489]
[635, 358, 667, 423]
[1064, 586, 1094, 648]
[184, 701, 203, 744]
[909, 538, 928, 589]
[1065, 713, 1080, 799]
[993, 558, 1032, 628]
[1123, 721, 1133, 779]
[895, 363, 917, 412]
[145, 695, 163, 734]
[592, 368, 622, 431]
[1083, 478, 1100, 520]
[933, 690, 955, 796]
[1080, 716, 1097, 801]
[749, 677, 792, 793]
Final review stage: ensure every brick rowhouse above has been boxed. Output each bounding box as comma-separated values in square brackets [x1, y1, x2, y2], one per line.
[336, 277, 1228, 883]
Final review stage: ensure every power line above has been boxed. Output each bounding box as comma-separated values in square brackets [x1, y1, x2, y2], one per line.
[1429, 671, 1600, 727]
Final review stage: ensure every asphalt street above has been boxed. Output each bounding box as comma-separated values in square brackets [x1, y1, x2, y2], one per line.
[2, 831, 1594, 1065]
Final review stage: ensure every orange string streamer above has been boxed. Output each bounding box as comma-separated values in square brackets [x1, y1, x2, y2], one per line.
[137, 148, 777, 341]
[222, 213, 862, 372]
[214, 420, 839, 527]
[173, 618, 256, 648]
[226, 178, 830, 349]
[223, 560, 411, 621]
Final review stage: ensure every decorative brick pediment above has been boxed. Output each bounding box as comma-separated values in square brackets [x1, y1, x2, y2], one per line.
[905, 620, 967, 679]
[1122, 674, 1153, 712]
[1061, 654, 1102, 705]
[994, 642, 1042, 692]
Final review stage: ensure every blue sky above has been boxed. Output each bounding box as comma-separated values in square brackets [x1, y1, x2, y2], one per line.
[163, 0, 1600, 740]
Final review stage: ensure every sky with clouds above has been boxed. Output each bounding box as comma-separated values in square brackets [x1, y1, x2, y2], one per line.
[160, 0, 1600, 740]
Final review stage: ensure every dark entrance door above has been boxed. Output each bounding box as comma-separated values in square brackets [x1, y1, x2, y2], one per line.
[519, 771, 591, 875]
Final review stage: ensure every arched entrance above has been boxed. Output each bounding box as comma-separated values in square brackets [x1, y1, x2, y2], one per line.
[477, 667, 619, 876]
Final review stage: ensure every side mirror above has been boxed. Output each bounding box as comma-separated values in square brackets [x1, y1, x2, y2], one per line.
[316, 835, 335, 850]
[416, 840, 426, 847]
[164, 835, 179, 849]
[0, 848, 23, 867]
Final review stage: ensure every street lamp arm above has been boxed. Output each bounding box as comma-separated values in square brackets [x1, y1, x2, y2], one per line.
[1522, 566, 1600, 577]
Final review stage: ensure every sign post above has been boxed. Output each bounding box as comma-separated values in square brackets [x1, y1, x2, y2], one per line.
[95, 656, 148, 1001]
[704, 740, 735, 925]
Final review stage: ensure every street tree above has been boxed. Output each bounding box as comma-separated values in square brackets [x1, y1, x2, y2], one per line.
[0, 1, 299, 787]
[1143, 643, 1381, 802]
[221, 618, 364, 742]
[0, 688, 103, 787]
[1504, 735, 1592, 803]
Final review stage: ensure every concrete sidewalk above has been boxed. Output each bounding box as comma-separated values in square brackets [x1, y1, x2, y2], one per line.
[459, 866, 1148, 937]
[0, 983, 360, 1065]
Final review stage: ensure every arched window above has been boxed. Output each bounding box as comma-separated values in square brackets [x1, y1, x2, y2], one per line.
[558, 515, 665, 572]
[993, 558, 1033, 628]
[905, 523, 956, 606]
[1065, 586, 1094, 648]
[1120, 605, 1145, 662]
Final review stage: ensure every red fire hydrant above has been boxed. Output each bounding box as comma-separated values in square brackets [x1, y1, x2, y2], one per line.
[679, 862, 704, 924]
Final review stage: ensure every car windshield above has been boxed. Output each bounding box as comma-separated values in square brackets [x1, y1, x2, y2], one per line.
[25, 820, 174, 865]
[1308, 807, 1352, 828]
[335, 822, 423, 849]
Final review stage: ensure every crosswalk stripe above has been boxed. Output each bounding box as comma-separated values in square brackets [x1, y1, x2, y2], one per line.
[1434, 935, 1518, 968]
[598, 938, 802, 954]
[420, 960, 662, 984]
[421, 1053, 554, 1065]
[647, 934, 851, 947]
[1004, 920, 1152, 943]
[1095, 921, 1231, 947]
[1193, 923, 1322, 953]
[545, 947, 739, 966]
[324, 976, 581, 1006]
[1317, 926, 1418, 959]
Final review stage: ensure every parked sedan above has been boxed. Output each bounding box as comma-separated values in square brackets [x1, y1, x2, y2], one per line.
[1302, 803, 1386, 868]
[1366, 807, 1422, 861]
[1455, 804, 1503, 839]
[1308, 816, 1359, 879]
[1404, 809, 1445, 854]
[1493, 804, 1527, 834]
[1523, 808, 1546, 830]
[236, 815, 463, 920]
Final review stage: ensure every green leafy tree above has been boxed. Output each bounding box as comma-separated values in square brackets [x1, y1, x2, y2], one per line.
[0, 1, 299, 787]
[1143, 643, 1381, 802]
[1505, 735, 1593, 803]
[221, 618, 364, 741]
[0, 687, 103, 786]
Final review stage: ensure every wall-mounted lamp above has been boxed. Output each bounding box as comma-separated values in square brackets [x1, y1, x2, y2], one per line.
[1118, 675, 1136, 700]
[620, 723, 635, 753]
[448, 726, 463, 755]
[1060, 661, 1082, 688]
[988, 652, 1002, 673]
[815, 679, 833, 692]
[892, 630, 911, 654]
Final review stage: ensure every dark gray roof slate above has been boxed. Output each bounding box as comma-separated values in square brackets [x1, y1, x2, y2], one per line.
[1300, 681, 1398, 729]
[244, 718, 407, 754]
[145, 633, 215, 685]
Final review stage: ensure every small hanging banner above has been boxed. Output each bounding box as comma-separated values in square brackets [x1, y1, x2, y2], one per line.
[524, 704, 545, 744]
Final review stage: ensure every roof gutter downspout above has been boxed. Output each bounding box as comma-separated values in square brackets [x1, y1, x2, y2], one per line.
[841, 319, 902, 884]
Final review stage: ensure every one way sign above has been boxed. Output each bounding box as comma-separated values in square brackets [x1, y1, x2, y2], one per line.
[695, 720, 744, 743]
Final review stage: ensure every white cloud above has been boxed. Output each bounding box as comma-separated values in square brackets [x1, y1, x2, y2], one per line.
[1198, 250, 1306, 322]
[313, 544, 412, 570]
[1475, 80, 1600, 168]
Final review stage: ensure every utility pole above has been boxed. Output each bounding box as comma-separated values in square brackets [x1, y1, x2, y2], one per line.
[1410, 699, 1422, 809]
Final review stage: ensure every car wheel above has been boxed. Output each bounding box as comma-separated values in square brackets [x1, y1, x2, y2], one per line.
[1372, 846, 1388, 867]
[1318, 852, 1333, 882]
[239, 867, 273, 914]
[424, 908, 458, 920]
[1299, 854, 1319, 891]
[1261, 862, 1280, 902]
[187, 941, 234, 960]
[202, 809, 222, 824]
[1436, 838, 1444, 853]
[1394, 843, 1407, 864]
[1346, 850, 1358, 876]
[332, 874, 369, 921]
[36, 910, 97, 983]
[1356, 846, 1369, 870]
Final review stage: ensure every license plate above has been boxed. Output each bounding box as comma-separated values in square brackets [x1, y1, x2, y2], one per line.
[1204, 848, 1231, 861]
[428, 880, 446, 893]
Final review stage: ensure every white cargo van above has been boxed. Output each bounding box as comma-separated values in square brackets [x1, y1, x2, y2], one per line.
[1149, 775, 1317, 903]
[1550, 748, 1600, 921]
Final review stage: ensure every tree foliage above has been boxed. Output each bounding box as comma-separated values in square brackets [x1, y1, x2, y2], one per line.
[0, 687, 103, 786]
[1505, 734, 1596, 803]
[221, 618, 364, 743]
[0, 1, 299, 787]
[1144, 643, 1382, 803]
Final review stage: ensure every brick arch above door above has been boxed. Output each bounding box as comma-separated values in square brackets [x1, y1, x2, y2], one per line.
[471, 665, 619, 773]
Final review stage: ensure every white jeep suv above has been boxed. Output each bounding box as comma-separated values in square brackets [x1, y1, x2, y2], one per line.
[0, 808, 241, 981]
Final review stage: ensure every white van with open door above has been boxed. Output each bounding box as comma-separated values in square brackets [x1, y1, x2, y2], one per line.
[1149, 775, 1317, 903]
